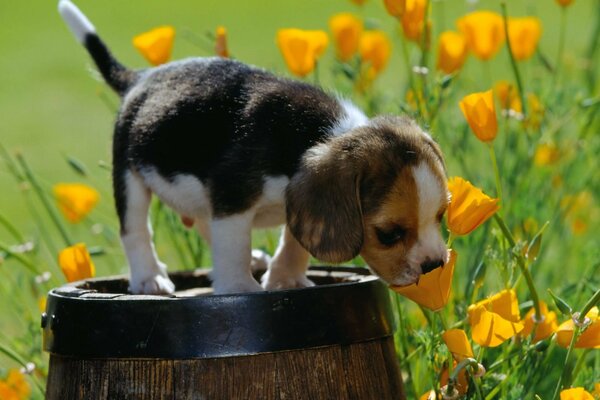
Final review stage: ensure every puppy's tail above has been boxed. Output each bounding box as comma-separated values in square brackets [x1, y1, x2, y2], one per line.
[58, 0, 137, 95]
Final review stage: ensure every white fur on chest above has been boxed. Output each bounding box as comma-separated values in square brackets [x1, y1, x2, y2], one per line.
[140, 168, 288, 227]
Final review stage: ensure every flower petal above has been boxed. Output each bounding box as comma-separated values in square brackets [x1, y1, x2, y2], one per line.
[442, 329, 474, 361]
[58, 243, 96, 283]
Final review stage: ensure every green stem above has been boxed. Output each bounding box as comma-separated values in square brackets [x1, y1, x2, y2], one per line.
[489, 143, 503, 206]
[551, 323, 580, 400]
[493, 214, 542, 321]
[15, 153, 74, 247]
[555, 7, 567, 86]
[578, 288, 600, 320]
[500, 1, 527, 116]
[0, 213, 26, 243]
[0, 241, 40, 275]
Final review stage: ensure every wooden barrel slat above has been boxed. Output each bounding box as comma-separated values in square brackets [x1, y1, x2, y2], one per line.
[43, 267, 404, 399]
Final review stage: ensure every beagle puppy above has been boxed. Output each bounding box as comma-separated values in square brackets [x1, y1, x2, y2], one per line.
[59, 0, 450, 295]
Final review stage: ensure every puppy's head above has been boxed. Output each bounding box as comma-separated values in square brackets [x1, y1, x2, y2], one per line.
[286, 115, 449, 286]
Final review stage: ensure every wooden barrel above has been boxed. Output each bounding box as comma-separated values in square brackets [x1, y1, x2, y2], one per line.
[43, 266, 404, 399]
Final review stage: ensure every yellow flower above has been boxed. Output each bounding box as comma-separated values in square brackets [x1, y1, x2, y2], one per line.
[447, 177, 500, 236]
[555, 0, 575, 7]
[359, 30, 392, 78]
[525, 92, 545, 130]
[53, 183, 100, 223]
[507, 17, 542, 61]
[560, 388, 594, 400]
[556, 306, 600, 349]
[592, 383, 600, 399]
[215, 26, 229, 58]
[494, 80, 521, 113]
[132, 26, 175, 66]
[468, 289, 525, 347]
[384, 0, 405, 18]
[38, 296, 47, 313]
[0, 369, 30, 400]
[442, 328, 474, 362]
[401, 0, 427, 43]
[520, 301, 558, 342]
[329, 13, 363, 62]
[457, 11, 505, 61]
[459, 89, 499, 142]
[436, 31, 469, 75]
[277, 29, 329, 77]
[391, 250, 457, 311]
[440, 362, 469, 395]
[58, 243, 96, 283]
[534, 143, 560, 166]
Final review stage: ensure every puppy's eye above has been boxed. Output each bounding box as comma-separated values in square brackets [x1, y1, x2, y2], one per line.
[375, 226, 407, 247]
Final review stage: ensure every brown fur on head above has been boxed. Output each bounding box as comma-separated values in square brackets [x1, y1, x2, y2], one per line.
[286, 116, 449, 286]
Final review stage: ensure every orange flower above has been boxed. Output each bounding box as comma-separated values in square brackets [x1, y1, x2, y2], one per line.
[384, 0, 405, 18]
[215, 26, 229, 58]
[457, 11, 505, 61]
[132, 26, 175, 66]
[507, 17, 542, 61]
[560, 388, 594, 400]
[494, 80, 521, 112]
[359, 30, 392, 78]
[436, 31, 469, 74]
[58, 243, 96, 282]
[555, 0, 575, 7]
[447, 177, 500, 236]
[401, 0, 427, 43]
[468, 289, 525, 347]
[329, 13, 363, 62]
[520, 301, 558, 342]
[556, 306, 600, 349]
[459, 89, 498, 142]
[534, 143, 560, 166]
[53, 183, 100, 223]
[391, 250, 456, 311]
[0, 369, 30, 400]
[277, 29, 329, 77]
[442, 329, 474, 362]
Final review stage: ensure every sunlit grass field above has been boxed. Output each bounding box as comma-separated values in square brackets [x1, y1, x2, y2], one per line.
[1, 0, 599, 398]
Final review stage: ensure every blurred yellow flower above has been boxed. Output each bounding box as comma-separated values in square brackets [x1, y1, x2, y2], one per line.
[459, 89, 498, 142]
[525, 92, 545, 130]
[53, 183, 100, 223]
[520, 301, 558, 342]
[555, 0, 575, 7]
[329, 13, 363, 62]
[38, 296, 47, 313]
[0, 369, 30, 400]
[560, 387, 594, 400]
[384, 0, 405, 18]
[592, 384, 600, 398]
[534, 143, 560, 166]
[215, 26, 229, 58]
[391, 250, 456, 311]
[442, 328, 474, 362]
[468, 289, 525, 347]
[277, 29, 329, 77]
[562, 191, 594, 235]
[133, 26, 175, 66]
[457, 11, 505, 61]
[58, 243, 96, 283]
[494, 80, 521, 113]
[401, 0, 427, 43]
[507, 17, 542, 61]
[359, 30, 392, 77]
[556, 306, 600, 349]
[436, 31, 469, 74]
[447, 177, 500, 236]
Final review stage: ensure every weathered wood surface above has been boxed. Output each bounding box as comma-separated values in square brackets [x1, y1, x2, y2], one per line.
[46, 337, 404, 400]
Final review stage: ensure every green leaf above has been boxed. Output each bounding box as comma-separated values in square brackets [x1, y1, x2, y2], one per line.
[548, 289, 573, 316]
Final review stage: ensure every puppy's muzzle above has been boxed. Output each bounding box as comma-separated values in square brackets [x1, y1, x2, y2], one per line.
[420, 258, 445, 274]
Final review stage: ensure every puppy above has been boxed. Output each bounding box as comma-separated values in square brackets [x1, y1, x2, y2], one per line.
[58, 0, 450, 295]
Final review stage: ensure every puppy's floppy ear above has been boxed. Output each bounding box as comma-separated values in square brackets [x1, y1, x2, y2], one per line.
[286, 141, 364, 263]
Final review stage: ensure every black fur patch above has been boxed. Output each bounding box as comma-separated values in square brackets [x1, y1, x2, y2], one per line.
[113, 58, 343, 219]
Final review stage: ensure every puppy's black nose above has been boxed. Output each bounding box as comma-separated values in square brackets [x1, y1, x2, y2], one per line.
[421, 259, 445, 274]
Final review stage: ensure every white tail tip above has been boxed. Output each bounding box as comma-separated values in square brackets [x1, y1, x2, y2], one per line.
[58, 0, 96, 44]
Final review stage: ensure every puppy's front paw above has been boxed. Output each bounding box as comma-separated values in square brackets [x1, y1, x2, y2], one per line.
[130, 272, 175, 295]
[213, 277, 264, 295]
[261, 270, 315, 291]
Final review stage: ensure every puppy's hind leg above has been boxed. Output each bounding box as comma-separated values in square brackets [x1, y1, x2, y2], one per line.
[261, 226, 314, 290]
[118, 171, 175, 294]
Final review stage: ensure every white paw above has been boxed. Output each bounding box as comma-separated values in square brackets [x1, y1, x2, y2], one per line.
[212, 276, 264, 295]
[250, 249, 271, 272]
[129, 263, 175, 295]
[261, 270, 315, 291]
